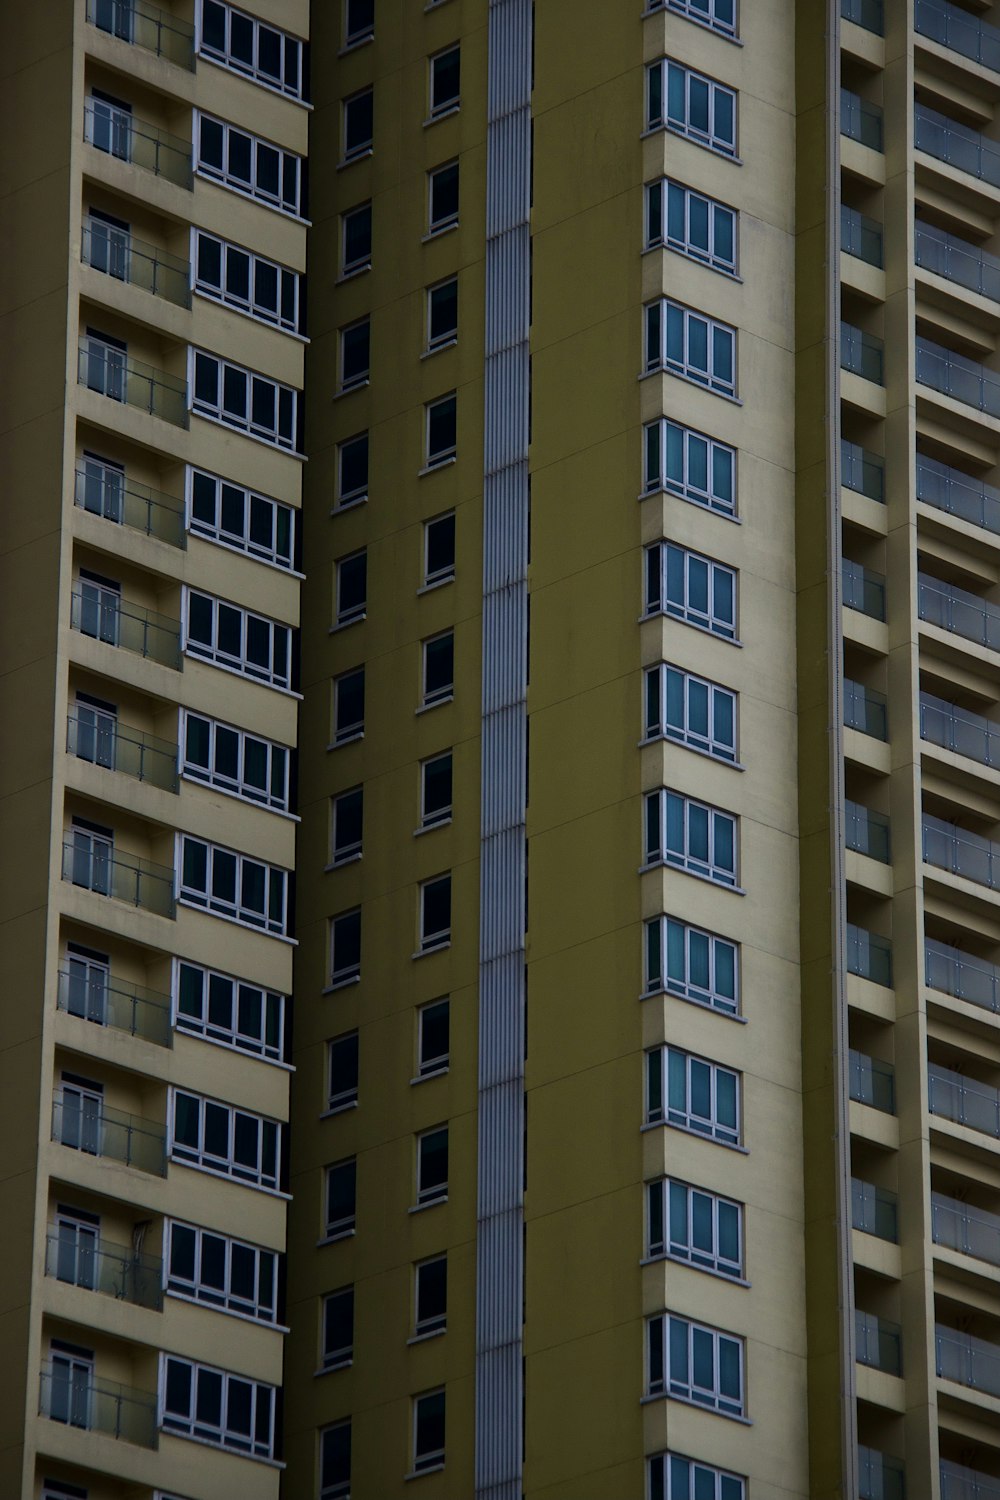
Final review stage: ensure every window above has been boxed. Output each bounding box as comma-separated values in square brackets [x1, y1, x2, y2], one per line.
[42, 1482, 89, 1500]
[645, 542, 737, 640]
[192, 349, 299, 450]
[69, 692, 116, 773]
[647, 1046, 740, 1146]
[332, 788, 363, 864]
[74, 569, 120, 646]
[342, 202, 372, 274]
[329, 1032, 360, 1110]
[334, 667, 365, 743]
[649, 1452, 746, 1500]
[76, 452, 125, 523]
[645, 664, 736, 763]
[340, 318, 370, 391]
[417, 1126, 448, 1205]
[179, 834, 289, 936]
[165, 1219, 278, 1323]
[421, 752, 453, 828]
[645, 789, 738, 887]
[345, 0, 374, 45]
[85, 90, 131, 162]
[54, 1075, 103, 1156]
[321, 1420, 351, 1499]
[326, 1158, 357, 1236]
[200, 1, 305, 99]
[427, 278, 458, 350]
[171, 1090, 282, 1191]
[430, 46, 460, 117]
[195, 112, 303, 214]
[66, 819, 113, 897]
[322, 1287, 354, 1369]
[644, 418, 736, 516]
[424, 512, 456, 586]
[415, 1255, 447, 1335]
[63, 943, 111, 1024]
[182, 711, 291, 813]
[647, 60, 737, 157]
[80, 332, 127, 402]
[420, 875, 452, 952]
[46, 1340, 95, 1429]
[426, 395, 457, 469]
[51, 1205, 100, 1290]
[645, 915, 739, 1015]
[428, 161, 459, 232]
[185, 589, 293, 688]
[161, 1354, 276, 1458]
[422, 631, 454, 706]
[338, 432, 369, 506]
[331, 909, 362, 983]
[336, 550, 368, 625]
[175, 959, 286, 1061]
[647, 1178, 743, 1278]
[651, 0, 738, 34]
[84, 210, 130, 283]
[193, 230, 301, 334]
[417, 998, 450, 1077]
[645, 299, 737, 397]
[189, 467, 297, 569]
[647, 1314, 745, 1417]
[413, 1388, 446, 1472]
[647, 179, 737, 274]
[343, 88, 374, 161]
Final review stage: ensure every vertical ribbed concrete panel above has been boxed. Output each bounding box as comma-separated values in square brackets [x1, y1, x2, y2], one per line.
[476, 1, 531, 1496]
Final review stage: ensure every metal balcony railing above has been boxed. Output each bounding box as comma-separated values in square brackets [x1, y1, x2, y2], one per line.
[932, 1189, 1000, 1267]
[852, 1177, 898, 1241]
[915, 102, 1000, 189]
[74, 462, 186, 549]
[57, 967, 172, 1048]
[841, 89, 884, 151]
[844, 679, 888, 741]
[847, 923, 893, 987]
[925, 938, 1000, 1015]
[842, 439, 885, 502]
[845, 801, 891, 863]
[82, 220, 190, 309]
[77, 336, 188, 428]
[70, 585, 182, 670]
[45, 1228, 163, 1310]
[859, 1448, 905, 1500]
[937, 1324, 1000, 1397]
[917, 452, 1000, 535]
[849, 1049, 896, 1112]
[83, 98, 192, 188]
[923, 813, 1000, 892]
[61, 839, 176, 920]
[841, 321, 885, 383]
[39, 1365, 158, 1447]
[916, 220, 1000, 304]
[841, 0, 884, 36]
[920, 692, 1000, 770]
[843, 559, 886, 620]
[942, 1459, 1000, 1500]
[929, 1061, 1000, 1139]
[842, 205, 884, 267]
[918, 573, 1000, 652]
[67, 711, 178, 793]
[51, 1094, 167, 1176]
[856, 1309, 903, 1374]
[916, 336, 1000, 419]
[915, 0, 1000, 75]
[86, 0, 195, 69]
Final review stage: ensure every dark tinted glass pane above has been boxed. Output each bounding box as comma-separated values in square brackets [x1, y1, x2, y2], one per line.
[226, 1377, 253, 1436]
[344, 204, 372, 268]
[246, 614, 270, 668]
[230, 1243, 256, 1300]
[322, 1423, 351, 1486]
[169, 1223, 197, 1280]
[185, 713, 211, 769]
[420, 1128, 448, 1188]
[420, 1000, 449, 1065]
[199, 116, 224, 170]
[337, 670, 364, 732]
[203, 1101, 229, 1157]
[220, 483, 245, 539]
[416, 1390, 446, 1456]
[174, 1092, 201, 1147]
[325, 1287, 354, 1355]
[194, 353, 218, 405]
[226, 247, 250, 303]
[254, 259, 279, 313]
[428, 395, 456, 459]
[432, 47, 460, 110]
[330, 1032, 359, 1096]
[425, 634, 454, 694]
[429, 280, 458, 343]
[258, 26, 281, 80]
[208, 971, 234, 1028]
[335, 789, 363, 853]
[347, 0, 374, 38]
[201, 1231, 226, 1290]
[339, 553, 367, 613]
[177, 962, 204, 1019]
[214, 724, 239, 780]
[197, 234, 223, 288]
[345, 90, 373, 152]
[211, 848, 237, 904]
[233, 1111, 259, 1168]
[243, 736, 268, 790]
[257, 144, 280, 198]
[223, 364, 247, 419]
[229, 12, 253, 65]
[335, 910, 361, 970]
[328, 1160, 356, 1222]
[165, 1358, 191, 1415]
[228, 129, 252, 184]
[202, 0, 225, 52]
[430, 163, 459, 224]
[426, 514, 455, 577]
[340, 433, 368, 497]
[251, 377, 276, 431]
[249, 495, 273, 547]
[216, 602, 241, 657]
[237, 983, 264, 1037]
[181, 837, 208, 892]
[343, 322, 370, 381]
[417, 1257, 447, 1323]
[240, 859, 266, 915]
[191, 469, 217, 525]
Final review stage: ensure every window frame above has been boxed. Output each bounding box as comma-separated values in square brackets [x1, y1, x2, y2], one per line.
[644, 914, 740, 1016]
[192, 227, 302, 334]
[185, 587, 294, 690]
[648, 1452, 747, 1500]
[645, 541, 738, 641]
[344, 0, 374, 46]
[164, 1217, 280, 1324]
[321, 1285, 355, 1370]
[647, 1313, 746, 1418]
[342, 86, 373, 161]
[419, 874, 452, 952]
[422, 631, 455, 707]
[647, 1177, 744, 1279]
[178, 833, 289, 936]
[648, 0, 739, 39]
[645, 663, 737, 763]
[333, 667, 365, 743]
[646, 298, 737, 398]
[645, 788, 739, 887]
[160, 1351, 276, 1459]
[429, 44, 461, 118]
[199, 0, 307, 101]
[413, 1387, 446, 1473]
[331, 786, 364, 865]
[341, 201, 372, 276]
[339, 317, 371, 392]
[325, 1157, 357, 1237]
[320, 1419, 352, 1500]
[337, 432, 369, 507]
[646, 1045, 741, 1147]
[328, 1030, 360, 1111]
[428, 160, 459, 234]
[180, 708, 291, 813]
[169, 1088, 283, 1192]
[643, 417, 736, 517]
[330, 908, 362, 985]
[426, 392, 457, 467]
[335, 548, 368, 626]
[173, 957, 287, 1062]
[191, 348, 300, 451]
[417, 997, 450, 1078]
[647, 59, 738, 158]
[416, 1125, 449, 1206]
[646, 178, 738, 276]
[415, 1253, 448, 1336]
[421, 752, 453, 828]
[187, 466, 298, 571]
[194, 110, 304, 215]
[427, 276, 459, 351]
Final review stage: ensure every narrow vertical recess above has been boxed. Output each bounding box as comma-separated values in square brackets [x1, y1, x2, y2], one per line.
[476, 0, 532, 1496]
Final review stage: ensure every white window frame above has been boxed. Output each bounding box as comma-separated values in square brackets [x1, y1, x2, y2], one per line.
[178, 833, 289, 937]
[646, 179, 738, 275]
[328, 1031, 360, 1110]
[194, 110, 303, 214]
[646, 1046, 741, 1146]
[416, 1125, 449, 1205]
[173, 957, 286, 1062]
[428, 160, 459, 233]
[645, 541, 737, 640]
[644, 915, 740, 1015]
[198, 2, 306, 100]
[333, 667, 365, 743]
[187, 466, 297, 570]
[645, 663, 737, 763]
[190, 348, 299, 451]
[325, 1157, 357, 1236]
[180, 709, 291, 813]
[184, 587, 293, 690]
[164, 1217, 279, 1324]
[647, 0, 738, 38]
[647, 1177, 743, 1278]
[414, 1254, 448, 1335]
[339, 317, 371, 392]
[417, 997, 450, 1077]
[413, 1387, 446, 1472]
[423, 511, 456, 585]
[342, 87, 373, 162]
[159, 1352, 276, 1459]
[421, 752, 453, 828]
[426, 392, 457, 466]
[419, 874, 452, 952]
[169, 1087, 282, 1192]
[648, 1452, 747, 1500]
[646, 298, 737, 398]
[645, 788, 738, 887]
[647, 60, 738, 157]
[647, 1313, 745, 1418]
[191, 228, 301, 334]
[322, 1286, 354, 1369]
[644, 417, 736, 516]
[320, 1420, 352, 1499]
[427, 276, 459, 351]
[341, 201, 372, 275]
[330, 908, 362, 984]
[337, 431, 369, 506]
[429, 44, 461, 118]
[344, 0, 374, 46]
[331, 787, 363, 864]
[422, 631, 455, 706]
[336, 549, 367, 625]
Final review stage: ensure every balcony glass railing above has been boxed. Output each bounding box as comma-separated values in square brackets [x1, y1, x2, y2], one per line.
[841, 321, 885, 384]
[39, 1365, 158, 1448]
[916, 336, 1000, 419]
[844, 679, 888, 741]
[842, 439, 885, 503]
[929, 1061, 1000, 1139]
[841, 89, 884, 151]
[920, 692, 1000, 770]
[74, 462, 185, 549]
[918, 573, 1000, 652]
[70, 585, 182, 670]
[77, 337, 188, 428]
[916, 220, 1000, 304]
[917, 452, 1000, 535]
[67, 711, 178, 793]
[45, 1228, 163, 1310]
[843, 559, 886, 620]
[926, 938, 1000, 1015]
[937, 1324, 1000, 1397]
[845, 800, 891, 863]
[51, 1094, 167, 1176]
[852, 1177, 899, 1241]
[915, 102, 1000, 189]
[57, 967, 172, 1048]
[847, 923, 893, 987]
[932, 1189, 1000, 1267]
[86, 0, 195, 70]
[859, 1448, 905, 1500]
[61, 839, 176, 920]
[82, 219, 190, 309]
[923, 813, 1000, 892]
[841, 0, 884, 36]
[942, 1459, 1000, 1500]
[849, 1049, 896, 1112]
[856, 1309, 903, 1374]
[842, 205, 884, 267]
[915, 0, 1000, 75]
[83, 98, 192, 189]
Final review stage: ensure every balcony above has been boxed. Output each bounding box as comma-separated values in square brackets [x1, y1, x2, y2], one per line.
[51, 1093, 167, 1176]
[921, 692, 1000, 771]
[841, 89, 884, 151]
[70, 585, 182, 671]
[856, 1309, 903, 1375]
[859, 1447, 905, 1500]
[45, 1227, 163, 1310]
[61, 839, 176, 920]
[86, 0, 195, 70]
[77, 336, 187, 428]
[917, 337, 1000, 420]
[852, 1177, 898, 1241]
[845, 679, 888, 741]
[916, 220, 1000, 306]
[842, 321, 885, 383]
[842, 205, 884, 267]
[932, 1189, 1000, 1268]
[929, 1061, 1000, 1140]
[942, 1460, 1000, 1500]
[926, 937, 1000, 1015]
[848, 923, 893, 987]
[850, 1049, 896, 1111]
[845, 801, 891, 863]
[923, 813, 1000, 893]
[937, 1323, 1000, 1398]
[67, 711, 178, 794]
[915, 0, 1000, 75]
[841, 0, 884, 36]
[918, 573, 1000, 652]
[917, 452, 1000, 536]
[75, 460, 185, 549]
[39, 1365, 158, 1448]
[57, 966, 172, 1048]
[83, 97, 192, 189]
[82, 218, 190, 310]
[843, 560, 887, 620]
[915, 103, 1000, 190]
[842, 439, 885, 503]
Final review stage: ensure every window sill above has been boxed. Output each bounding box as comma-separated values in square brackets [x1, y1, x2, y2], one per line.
[411, 1065, 449, 1085]
[315, 1358, 353, 1374]
[417, 574, 455, 595]
[639, 365, 744, 407]
[322, 976, 361, 994]
[638, 734, 744, 771]
[406, 1465, 446, 1481]
[639, 860, 745, 897]
[642, 241, 743, 284]
[170, 1157, 291, 1199]
[317, 1229, 356, 1246]
[183, 648, 302, 698]
[325, 853, 363, 870]
[332, 495, 368, 514]
[329, 615, 367, 633]
[640, 123, 743, 166]
[640, 985, 747, 1024]
[407, 1327, 446, 1345]
[422, 221, 459, 243]
[339, 34, 375, 55]
[335, 379, 370, 400]
[193, 166, 311, 222]
[180, 770, 300, 819]
[415, 695, 454, 715]
[320, 1101, 359, 1120]
[337, 148, 374, 171]
[640, 1251, 750, 1288]
[337, 263, 372, 284]
[408, 1196, 448, 1214]
[414, 816, 452, 837]
[421, 338, 458, 360]
[190, 408, 307, 460]
[176, 896, 297, 944]
[640, 1391, 751, 1424]
[640, 1119, 749, 1154]
[192, 287, 309, 343]
[413, 941, 451, 959]
[424, 104, 461, 127]
[328, 733, 365, 750]
[637, 483, 741, 524]
[165, 1286, 289, 1332]
[641, 609, 743, 649]
[641, 5, 744, 46]
[418, 456, 457, 477]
